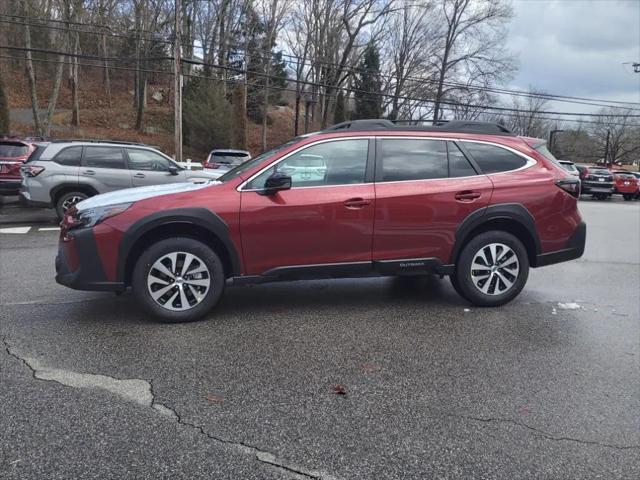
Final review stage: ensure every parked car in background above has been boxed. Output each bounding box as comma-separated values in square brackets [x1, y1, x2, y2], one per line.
[630, 172, 640, 199]
[579, 166, 614, 200]
[558, 160, 580, 178]
[611, 170, 639, 201]
[0, 137, 42, 195]
[20, 140, 220, 219]
[203, 149, 251, 177]
[55, 119, 585, 322]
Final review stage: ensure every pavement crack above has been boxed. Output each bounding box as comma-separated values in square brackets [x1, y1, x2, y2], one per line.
[447, 413, 640, 450]
[2, 336, 337, 479]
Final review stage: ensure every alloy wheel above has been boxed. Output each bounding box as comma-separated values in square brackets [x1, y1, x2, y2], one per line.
[147, 251, 211, 311]
[470, 243, 520, 296]
[62, 195, 85, 212]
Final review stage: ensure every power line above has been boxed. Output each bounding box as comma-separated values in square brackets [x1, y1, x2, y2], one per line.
[3, 16, 640, 111]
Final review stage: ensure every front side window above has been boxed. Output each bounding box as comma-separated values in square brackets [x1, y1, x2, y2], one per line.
[126, 148, 172, 171]
[84, 146, 125, 169]
[379, 139, 448, 182]
[246, 139, 369, 189]
[463, 142, 528, 174]
[53, 146, 82, 166]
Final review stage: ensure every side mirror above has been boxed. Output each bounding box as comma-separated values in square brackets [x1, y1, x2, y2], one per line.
[261, 172, 292, 195]
[168, 165, 179, 175]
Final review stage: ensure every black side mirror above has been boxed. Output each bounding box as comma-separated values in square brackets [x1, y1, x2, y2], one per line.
[168, 165, 179, 175]
[261, 172, 292, 195]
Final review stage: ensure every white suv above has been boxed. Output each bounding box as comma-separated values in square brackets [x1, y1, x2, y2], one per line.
[20, 140, 219, 219]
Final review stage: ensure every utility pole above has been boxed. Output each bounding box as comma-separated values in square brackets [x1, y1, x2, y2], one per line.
[173, 0, 183, 162]
[604, 129, 610, 166]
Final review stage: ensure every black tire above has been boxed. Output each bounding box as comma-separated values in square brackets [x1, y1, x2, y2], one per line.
[55, 191, 89, 220]
[623, 194, 633, 201]
[594, 193, 607, 201]
[132, 237, 225, 323]
[453, 231, 529, 307]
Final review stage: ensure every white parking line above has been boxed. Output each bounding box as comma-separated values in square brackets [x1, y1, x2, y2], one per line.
[0, 226, 32, 234]
[39, 227, 61, 231]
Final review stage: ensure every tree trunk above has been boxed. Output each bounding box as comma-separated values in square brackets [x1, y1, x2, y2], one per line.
[70, 32, 80, 127]
[23, 21, 43, 135]
[101, 34, 111, 105]
[135, 73, 147, 132]
[43, 54, 65, 136]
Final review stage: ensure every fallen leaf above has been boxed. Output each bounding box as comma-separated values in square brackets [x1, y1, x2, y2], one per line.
[331, 384, 347, 396]
[204, 393, 223, 403]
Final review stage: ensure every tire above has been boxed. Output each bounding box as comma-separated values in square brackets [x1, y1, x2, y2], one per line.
[55, 191, 89, 220]
[623, 194, 633, 201]
[594, 193, 607, 201]
[453, 231, 529, 307]
[132, 237, 225, 323]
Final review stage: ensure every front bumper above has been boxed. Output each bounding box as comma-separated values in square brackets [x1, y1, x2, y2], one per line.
[534, 221, 586, 267]
[55, 227, 125, 292]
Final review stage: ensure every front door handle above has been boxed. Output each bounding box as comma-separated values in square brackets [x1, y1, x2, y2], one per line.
[344, 197, 372, 209]
[454, 190, 481, 202]
[133, 173, 146, 178]
[82, 170, 96, 176]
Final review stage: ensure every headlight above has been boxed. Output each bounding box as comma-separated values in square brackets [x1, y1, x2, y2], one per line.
[73, 202, 133, 228]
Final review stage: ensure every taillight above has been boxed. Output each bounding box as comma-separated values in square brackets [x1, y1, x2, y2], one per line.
[22, 165, 45, 177]
[556, 178, 581, 198]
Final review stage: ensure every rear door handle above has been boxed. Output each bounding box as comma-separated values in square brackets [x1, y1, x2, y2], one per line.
[133, 173, 145, 178]
[82, 170, 96, 176]
[344, 197, 372, 209]
[455, 190, 481, 201]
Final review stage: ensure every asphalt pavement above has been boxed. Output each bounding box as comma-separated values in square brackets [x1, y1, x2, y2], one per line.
[1, 198, 638, 479]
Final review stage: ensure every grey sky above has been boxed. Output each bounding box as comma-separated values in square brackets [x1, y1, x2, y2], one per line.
[506, 0, 640, 113]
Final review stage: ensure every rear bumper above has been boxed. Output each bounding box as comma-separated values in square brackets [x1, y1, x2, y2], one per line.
[581, 181, 613, 193]
[0, 179, 21, 195]
[55, 227, 125, 292]
[534, 221, 586, 267]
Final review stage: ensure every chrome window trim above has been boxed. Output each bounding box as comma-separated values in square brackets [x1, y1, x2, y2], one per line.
[237, 136, 373, 192]
[455, 139, 537, 175]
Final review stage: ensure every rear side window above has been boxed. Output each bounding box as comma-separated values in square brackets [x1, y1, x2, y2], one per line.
[379, 139, 448, 181]
[84, 146, 125, 169]
[53, 146, 82, 166]
[26, 145, 47, 163]
[447, 142, 477, 177]
[0, 142, 29, 157]
[462, 142, 528, 174]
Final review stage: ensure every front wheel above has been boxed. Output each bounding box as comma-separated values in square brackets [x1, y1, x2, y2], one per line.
[132, 237, 225, 322]
[56, 191, 89, 220]
[623, 194, 633, 201]
[452, 231, 529, 307]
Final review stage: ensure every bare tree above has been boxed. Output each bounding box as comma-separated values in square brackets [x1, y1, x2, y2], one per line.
[506, 88, 550, 138]
[590, 108, 640, 165]
[431, 0, 514, 123]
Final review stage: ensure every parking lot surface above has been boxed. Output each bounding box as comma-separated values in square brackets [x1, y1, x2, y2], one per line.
[1, 198, 639, 479]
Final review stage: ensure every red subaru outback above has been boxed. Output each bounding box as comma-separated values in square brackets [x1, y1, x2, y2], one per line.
[56, 120, 585, 322]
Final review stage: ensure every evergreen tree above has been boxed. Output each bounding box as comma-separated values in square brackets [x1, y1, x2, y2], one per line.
[182, 78, 231, 153]
[353, 42, 383, 120]
[231, 83, 248, 150]
[334, 90, 347, 123]
[0, 73, 9, 134]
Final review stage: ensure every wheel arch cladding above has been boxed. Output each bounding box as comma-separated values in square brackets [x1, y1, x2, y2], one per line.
[51, 183, 99, 203]
[451, 203, 541, 266]
[118, 208, 240, 285]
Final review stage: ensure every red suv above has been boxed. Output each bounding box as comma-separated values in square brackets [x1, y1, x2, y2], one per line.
[0, 137, 39, 195]
[56, 120, 586, 322]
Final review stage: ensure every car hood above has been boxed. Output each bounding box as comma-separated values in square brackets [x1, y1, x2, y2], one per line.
[76, 181, 219, 211]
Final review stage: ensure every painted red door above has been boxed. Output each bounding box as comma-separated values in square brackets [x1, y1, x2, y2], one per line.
[239, 138, 375, 275]
[373, 139, 493, 263]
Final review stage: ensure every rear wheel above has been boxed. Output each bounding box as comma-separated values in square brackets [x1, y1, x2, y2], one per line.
[132, 237, 225, 323]
[593, 193, 607, 201]
[452, 231, 529, 307]
[623, 194, 633, 201]
[55, 191, 89, 220]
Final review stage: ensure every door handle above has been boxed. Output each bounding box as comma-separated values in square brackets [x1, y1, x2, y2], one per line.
[82, 170, 96, 176]
[454, 190, 481, 201]
[344, 197, 371, 209]
[133, 173, 146, 178]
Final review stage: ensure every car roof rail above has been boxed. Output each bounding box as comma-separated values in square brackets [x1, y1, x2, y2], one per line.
[49, 139, 149, 146]
[323, 119, 514, 135]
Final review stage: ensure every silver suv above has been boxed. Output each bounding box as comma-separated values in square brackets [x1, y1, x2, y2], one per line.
[20, 140, 219, 219]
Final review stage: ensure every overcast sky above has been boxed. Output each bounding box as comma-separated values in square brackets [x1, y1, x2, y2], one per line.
[506, 0, 640, 113]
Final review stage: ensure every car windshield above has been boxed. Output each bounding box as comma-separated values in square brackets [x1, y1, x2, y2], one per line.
[210, 151, 249, 165]
[0, 142, 28, 158]
[217, 138, 302, 183]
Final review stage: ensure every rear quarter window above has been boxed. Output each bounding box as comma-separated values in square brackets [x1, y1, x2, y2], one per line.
[53, 146, 83, 166]
[462, 142, 528, 174]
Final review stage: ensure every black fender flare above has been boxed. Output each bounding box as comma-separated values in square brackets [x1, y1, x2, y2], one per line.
[450, 203, 541, 264]
[116, 208, 241, 282]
